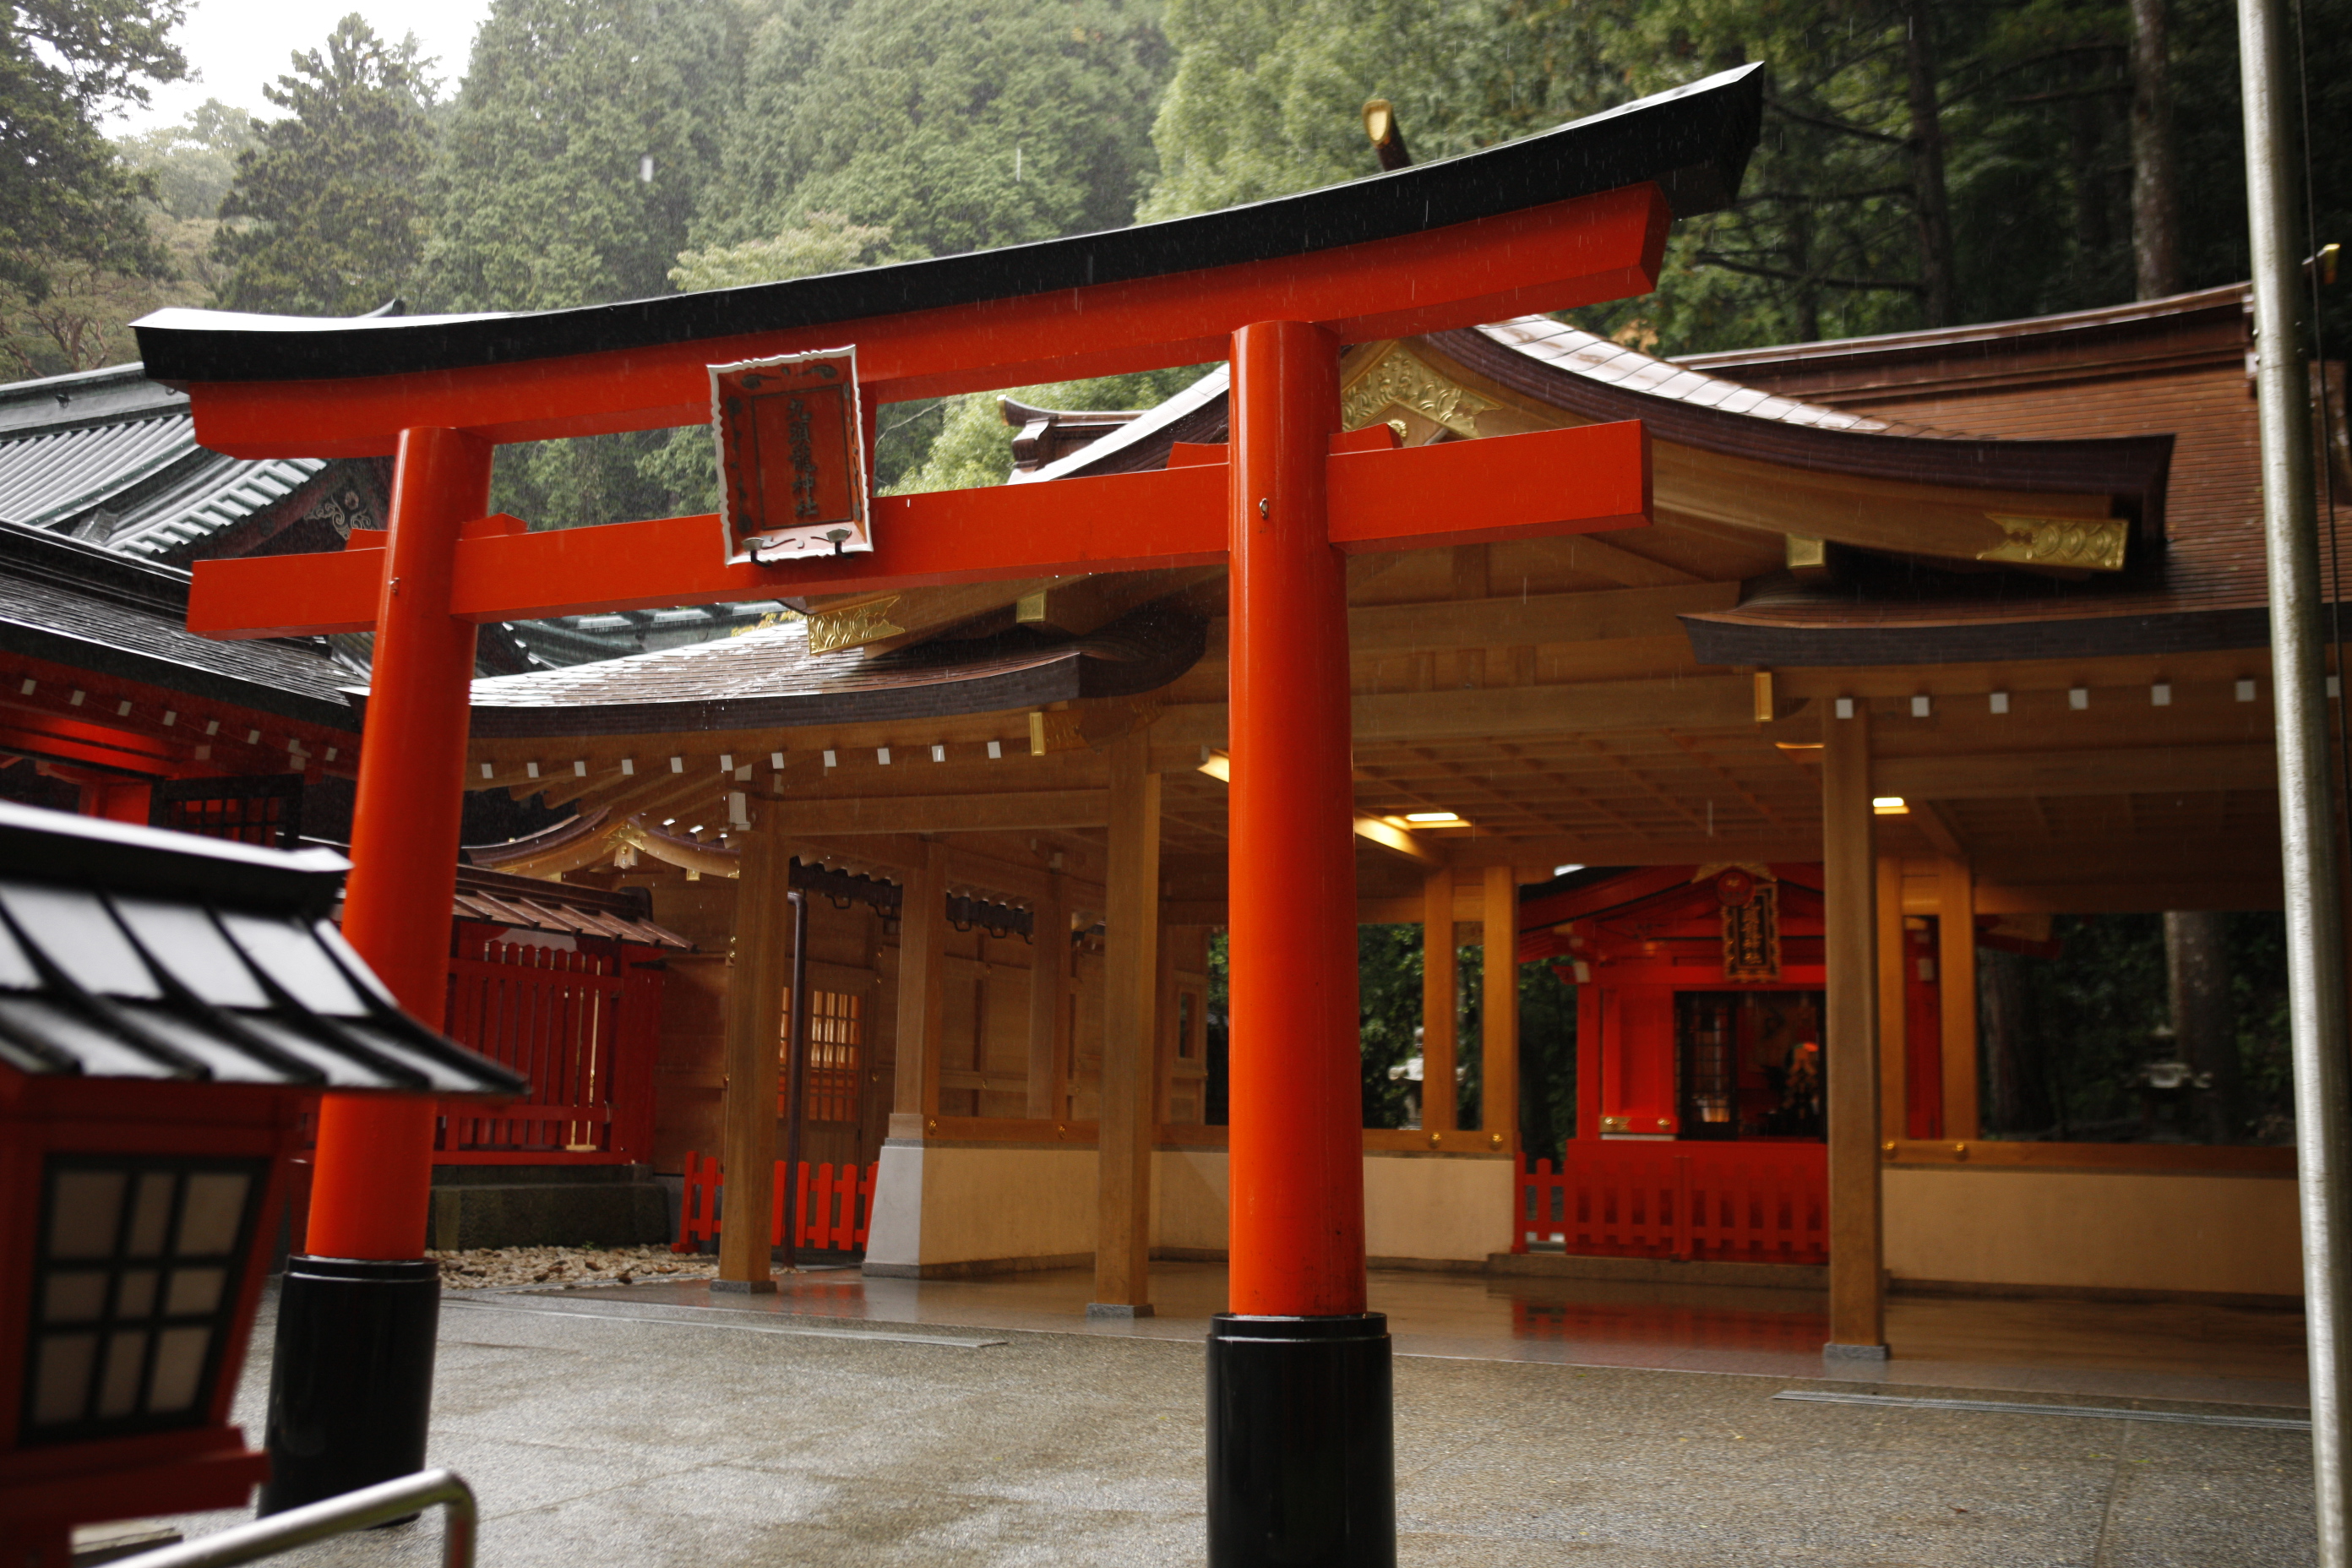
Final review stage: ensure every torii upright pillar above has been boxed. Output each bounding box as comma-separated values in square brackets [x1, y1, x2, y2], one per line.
[1212, 320, 1390, 1559]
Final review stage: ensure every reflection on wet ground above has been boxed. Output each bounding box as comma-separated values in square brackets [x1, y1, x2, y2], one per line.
[536, 1256, 2309, 1409]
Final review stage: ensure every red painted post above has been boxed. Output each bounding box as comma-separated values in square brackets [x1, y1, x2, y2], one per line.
[1224, 318, 1364, 1315]
[261, 426, 491, 1515]
[1208, 320, 1393, 1567]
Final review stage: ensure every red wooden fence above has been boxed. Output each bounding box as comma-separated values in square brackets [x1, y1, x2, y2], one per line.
[437, 932, 662, 1163]
[674, 1150, 878, 1252]
[1516, 1143, 1827, 1265]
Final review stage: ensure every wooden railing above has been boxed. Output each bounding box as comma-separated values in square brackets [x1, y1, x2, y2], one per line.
[1516, 1143, 1828, 1265]
[437, 937, 661, 1163]
[675, 1150, 878, 1252]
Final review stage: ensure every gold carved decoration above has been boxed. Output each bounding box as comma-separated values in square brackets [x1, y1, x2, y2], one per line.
[1026, 697, 1165, 756]
[1340, 343, 1500, 439]
[807, 595, 906, 654]
[1977, 514, 2129, 573]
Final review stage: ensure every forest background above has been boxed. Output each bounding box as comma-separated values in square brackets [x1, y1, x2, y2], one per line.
[6, 0, 2338, 1149]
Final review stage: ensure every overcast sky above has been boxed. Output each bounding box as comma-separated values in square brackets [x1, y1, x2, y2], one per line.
[106, 0, 496, 133]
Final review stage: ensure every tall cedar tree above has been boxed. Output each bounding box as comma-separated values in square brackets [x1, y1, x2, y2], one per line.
[1141, 0, 1623, 222]
[0, 0, 183, 302]
[211, 18, 436, 317]
[426, 0, 738, 529]
[697, 0, 1169, 259]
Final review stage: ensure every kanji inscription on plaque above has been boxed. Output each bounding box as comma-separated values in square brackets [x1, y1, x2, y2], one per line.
[712, 346, 869, 562]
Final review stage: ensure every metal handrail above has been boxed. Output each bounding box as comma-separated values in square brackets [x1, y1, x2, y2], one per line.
[108, 1471, 476, 1568]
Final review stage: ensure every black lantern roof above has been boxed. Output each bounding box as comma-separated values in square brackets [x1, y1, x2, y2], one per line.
[0, 802, 522, 1095]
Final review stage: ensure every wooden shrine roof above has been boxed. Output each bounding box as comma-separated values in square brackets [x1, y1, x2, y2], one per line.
[0, 517, 360, 731]
[463, 603, 1205, 739]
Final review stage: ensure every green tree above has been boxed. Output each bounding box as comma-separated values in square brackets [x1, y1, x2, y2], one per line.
[0, 0, 184, 305]
[426, 0, 738, 313]
[1141, 0, 1623, 222]
[211, 19, 437, 316]
[699, 0, 1170, 260]
[426, 0, 740, 529]
[114, 98, 255, 221]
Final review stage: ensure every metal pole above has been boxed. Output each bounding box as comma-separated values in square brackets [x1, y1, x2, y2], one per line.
[115, 1470, 476, 1568]
[2238, 0, 2352, 1556]
[781, 885, 810, 1266]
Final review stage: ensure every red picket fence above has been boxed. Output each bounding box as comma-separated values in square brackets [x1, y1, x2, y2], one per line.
[437, 934, 662, 1162]
[1516, 1143, 1827, 1265]
[674, 1150, 878, 1252]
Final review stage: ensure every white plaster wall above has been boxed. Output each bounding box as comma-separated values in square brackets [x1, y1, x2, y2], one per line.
[1363, 1154, 1515, 1262]
[916, 1145, 1097, 1266]
[1152, 1149, 1229, 1250]
[886, 1144, 1514, 1268]
[1884, 1167, 2303, 1297]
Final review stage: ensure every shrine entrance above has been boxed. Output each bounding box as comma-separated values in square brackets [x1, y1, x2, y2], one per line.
[138, 65, 1767, 1566]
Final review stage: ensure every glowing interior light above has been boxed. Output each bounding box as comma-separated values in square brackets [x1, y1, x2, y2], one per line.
[1872, 797, 1909, 814]
[1196, 750, 1232, 781]
[1404, 811, 1462, 824]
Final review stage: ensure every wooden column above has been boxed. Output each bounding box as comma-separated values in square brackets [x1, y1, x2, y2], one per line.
[1093, 727, 1161, 1315]
[1481, 864, 1519, 1149]
[1876, 855, 1908, 1145]
[1822, 703, 1886, 1353]
[1937, 856, 1979, 1140]
[717, 800, 793, 1292]
[889, 838, 949, 1135]
[1420, 869, 1458, 1132]
[1025, 870, 1070, 1119]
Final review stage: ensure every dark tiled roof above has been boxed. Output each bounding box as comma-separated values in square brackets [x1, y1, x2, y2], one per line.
[0, 363, 329, 558]
[0, 520, 362, 729]
[465, 604, 1206, 739]
[0, 800, 521, 1093]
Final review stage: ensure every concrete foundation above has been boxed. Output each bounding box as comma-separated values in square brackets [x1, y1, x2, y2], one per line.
[428, 1163, 671, 1250]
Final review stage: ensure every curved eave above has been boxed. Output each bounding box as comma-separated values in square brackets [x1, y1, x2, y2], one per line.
[1682, 602, 2276, 667]
[1431, 327, 2175, 541]
[132, 68, 1761, 386]
[466, 615, 1206, 742]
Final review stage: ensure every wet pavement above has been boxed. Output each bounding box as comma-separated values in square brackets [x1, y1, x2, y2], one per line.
[148, 1264, 2315, 1565]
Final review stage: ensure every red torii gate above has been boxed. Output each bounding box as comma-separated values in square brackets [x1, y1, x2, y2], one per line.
[139, 68, 1761, 1566]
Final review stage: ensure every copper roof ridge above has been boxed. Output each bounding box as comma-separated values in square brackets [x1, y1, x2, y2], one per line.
[1673, 282, 2251, 372]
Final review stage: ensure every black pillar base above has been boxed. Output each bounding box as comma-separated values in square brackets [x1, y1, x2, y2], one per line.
[260, 1256, 441, 1515]
[1206, 1312, 1395, 1568]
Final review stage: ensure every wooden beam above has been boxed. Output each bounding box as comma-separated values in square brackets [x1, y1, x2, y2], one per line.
[1343, 582, 1740, 654]
[1093, 727, 1160, 1314]
[1440, 835, 1817, 868]
[1422, 870, 1458, 1134]
[1526, 532, 1702, 586]
[1821, 702, 1884, 1353]
[1875, 743, 2276, 801]
[1937, 856, 1979, 1141]
[716, 802, 792, 1292]
[1914, 799, 1967, 858]
[787, 790, 1109, 836]
[1876, 855, 1906, 1147]
[1353, 814, 1441, 869]
[1482, 864, 1518, 1149]
[1155, 673, 1761, 749]
[1026, 871, 1070, 1120]
[888, 840, 950, 1134]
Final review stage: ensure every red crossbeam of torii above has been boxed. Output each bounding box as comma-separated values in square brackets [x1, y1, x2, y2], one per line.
[142, 64, 1761, 1560]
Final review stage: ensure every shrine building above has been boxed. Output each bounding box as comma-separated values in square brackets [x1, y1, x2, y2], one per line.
[449, 278, 2307, 1326]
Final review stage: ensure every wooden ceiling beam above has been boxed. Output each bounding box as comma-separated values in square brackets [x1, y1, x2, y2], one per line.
[1876, 743, 2276, 800]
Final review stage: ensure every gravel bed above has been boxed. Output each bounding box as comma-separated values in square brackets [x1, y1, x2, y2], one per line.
[427, 1244, 719, 1290]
